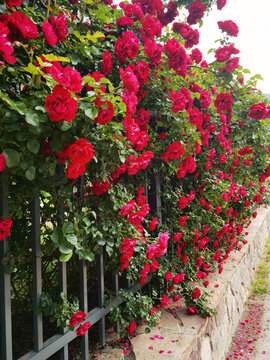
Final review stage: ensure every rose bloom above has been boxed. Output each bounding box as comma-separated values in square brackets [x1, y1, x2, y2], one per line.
[7, 11, 38, 41]
[45, 85, 78, 123]
[0, 218, 12, 241]
[214, 93, 233, 113]
[0, 154, 6, 172]
[68, 139, 94, 164]
[91, 181, 110, 195]
[217, 0, 227, 10]
[127, 321, 136, 335]
[101, 50, 113, 75]
[69, 312, 86, 327]
[192, 288, 201, 299]
[218, 20, 239, 37]
[0, 22, 16, 64]
[186, 306, 197, 315]
[5, 0, 22, 9]
[149, 217, 158, 231]
[66, 161, 85, 179]
[248, 103, 267, 119]
[94, 98, 114, 125]
[75, 322, 91, 336]
[187, 1, 204, 25]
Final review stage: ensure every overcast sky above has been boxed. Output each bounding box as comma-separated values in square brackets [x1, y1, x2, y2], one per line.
[197, 0, 270, 94]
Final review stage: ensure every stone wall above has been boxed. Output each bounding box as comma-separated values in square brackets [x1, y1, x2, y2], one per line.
[130, 206, 270, 360]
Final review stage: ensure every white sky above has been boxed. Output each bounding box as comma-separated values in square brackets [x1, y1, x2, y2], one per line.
[197, 0, 270, 94]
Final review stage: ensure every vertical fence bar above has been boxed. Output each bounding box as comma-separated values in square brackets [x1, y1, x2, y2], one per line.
[0, 172, 13, 360]
[112, 274, 120, 333]
[97, 247, 105, 346]
[31, 196, 43, 352]
[57, 165, 69, 360]
[80, 259, 89, 359]
[78, 175, 89, 359]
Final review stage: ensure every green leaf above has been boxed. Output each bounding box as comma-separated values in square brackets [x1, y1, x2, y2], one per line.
[62, 222, 73, 235]
[59, 244, 73, 254]
[27, 139, 40, 154]
[50, 137, 65, 153]
[66, 234, 78, 246]
[23, 63, 44, 76]
[25, 166, 36, 181]
[60, 252, 73, 262]
[0, 91, 26, 115]
[82, 250, 95, 262]
[42, 54, 70, 63]
[60, 121, 73, 132]
[25, 111, 40, 127]
[51, 227, 64, 244]
[3, 149, 20, 168]
[84, 106, 99, 120]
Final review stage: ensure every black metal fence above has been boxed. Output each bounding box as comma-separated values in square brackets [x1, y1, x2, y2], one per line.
[0, 172, 161, 360]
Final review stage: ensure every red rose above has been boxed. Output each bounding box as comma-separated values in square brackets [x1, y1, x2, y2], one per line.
[218, 20, 239, 37]
[66, 161, 85, 179]
[124, 30, 140, 59]
[8, 11, 38, 40]
[116, 16, 134, 27]
[160, 294, 170, 308]
[214, 93, 233, 113]
[101, 50, 113, 76]
[173, 273, 185, 284]
[178, 196, 188, 210]
[165, 271, 172, 281]
[200, 90, 211, 109]
[5, 0, 22, 9]
[149, 217, 158, 231]
[127, 321, 136, 335]
[75, 322, 91, 336]
[166, 142, 185, 160]
[225, 57, 239, 72]
[94, 98, 114, 125]
[42, 20, 57, 47]
[51, 65, 82, 93]
[69, 312, 86, 327]
[133, 60, 149, 84]
[219, 153, 227, 163]
[0, 154, 6, 172]
[190, 48, 202, 64]
[135, 108, 150, 129]
[217, 0, 227, 10]
[192, 288, 201, 299]
[114, 37, 127, 64]
[121, 90, 138, 116]
[119, 67, 139, 93]
[91, 181, 110, 195]
[144, 40, 163, 64]
[165, 38, 187, 72]
[186, 306, 197, 315]
[142, 15, 162, 40]
[45, 85, 78, 123]
[0, 218, 12, 241]
[0, 23, 16, 64]
[68, 139, 94, 164]
[248, 103, 267, 119]
[187, 1, 204, 25]
[42, 13, 68, 47]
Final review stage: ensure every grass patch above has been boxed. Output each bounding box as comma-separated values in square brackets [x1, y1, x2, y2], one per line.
[250, 235, 270, 296]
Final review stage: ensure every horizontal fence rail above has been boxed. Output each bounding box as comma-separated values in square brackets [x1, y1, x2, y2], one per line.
[0, 174, 161, 360]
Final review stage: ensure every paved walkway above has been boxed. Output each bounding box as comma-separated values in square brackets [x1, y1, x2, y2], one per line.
[226, 276, 270, 360]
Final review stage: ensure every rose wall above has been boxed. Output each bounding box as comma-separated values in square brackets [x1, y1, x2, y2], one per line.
[0, 0, 270, 345]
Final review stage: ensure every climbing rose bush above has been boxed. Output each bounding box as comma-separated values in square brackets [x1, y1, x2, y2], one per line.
[0, 0, 269, 340]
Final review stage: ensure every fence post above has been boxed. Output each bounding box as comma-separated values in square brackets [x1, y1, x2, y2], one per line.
[0, 172, 13, 360]
[57, 165, 69, 360]
[77, 175, 89, 359]
[97, 247, 105, 346]
[31, 196, 43, 352]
